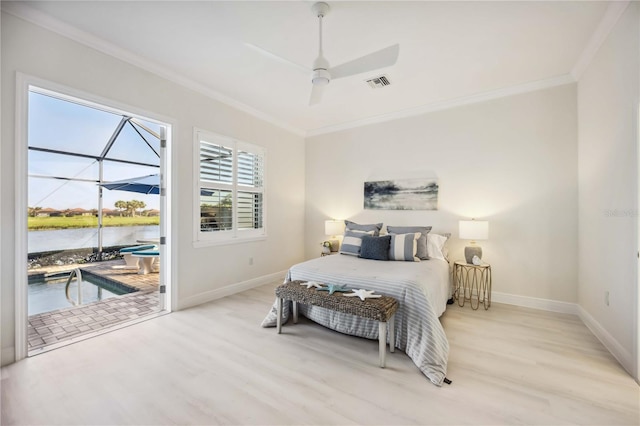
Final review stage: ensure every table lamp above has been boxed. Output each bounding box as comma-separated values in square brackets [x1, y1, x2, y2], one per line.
[459, 219, 489, 264]
[324, 219, 344, 252]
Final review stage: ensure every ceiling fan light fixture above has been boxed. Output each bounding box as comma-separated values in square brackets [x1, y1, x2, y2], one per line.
[247, 2, 399, 105]
[312, 69, 331, 86]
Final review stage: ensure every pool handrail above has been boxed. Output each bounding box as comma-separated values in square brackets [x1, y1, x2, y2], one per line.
[65, 268, 83, 306]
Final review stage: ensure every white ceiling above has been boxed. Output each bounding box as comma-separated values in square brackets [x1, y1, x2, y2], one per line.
[7, 1, 612, 135]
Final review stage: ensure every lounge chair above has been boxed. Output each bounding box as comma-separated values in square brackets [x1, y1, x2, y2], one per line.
[119, 244, 157, 268]
[132, 248, 160, 274]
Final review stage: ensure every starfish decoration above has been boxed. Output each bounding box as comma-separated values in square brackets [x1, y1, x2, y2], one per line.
[317, 284, 349, 295]
[344, 289, 382, 301]
[300, 281, 325, 289]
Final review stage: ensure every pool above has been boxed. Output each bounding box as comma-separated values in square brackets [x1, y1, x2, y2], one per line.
[28, 270, 136, 316]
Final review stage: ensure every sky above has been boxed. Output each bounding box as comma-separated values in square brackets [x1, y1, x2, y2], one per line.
[28, 91, 162, 211]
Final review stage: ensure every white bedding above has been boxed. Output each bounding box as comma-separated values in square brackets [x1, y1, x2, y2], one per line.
[261, 255, 450, 386]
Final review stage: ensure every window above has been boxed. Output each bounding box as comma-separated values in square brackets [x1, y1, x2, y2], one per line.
[195, 129, 265, 244]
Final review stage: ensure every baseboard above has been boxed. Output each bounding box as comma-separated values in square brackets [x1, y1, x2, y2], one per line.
[492, 291, 634, 376]
[576, 305, 634, 376]
[177, 270, 287, 310]
[492, 291, 579, 315]
[1, 346, 16, 367]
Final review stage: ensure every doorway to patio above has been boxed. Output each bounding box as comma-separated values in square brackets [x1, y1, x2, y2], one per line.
[19, 82, 172, 356]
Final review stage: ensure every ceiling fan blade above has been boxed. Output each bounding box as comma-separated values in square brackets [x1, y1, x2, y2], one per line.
[309, 84, 324, 106]
[244, 42, 310, 73]
[330, 44, 399, 80]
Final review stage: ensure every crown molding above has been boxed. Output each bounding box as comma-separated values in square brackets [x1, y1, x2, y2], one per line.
[306, 74, 575, 138]
[1, 2, 306, 137]
[571, 1, 630, 81]
[4, 1, 609, 140]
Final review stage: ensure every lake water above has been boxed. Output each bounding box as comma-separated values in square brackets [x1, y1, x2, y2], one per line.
[28, 225, 160, 253]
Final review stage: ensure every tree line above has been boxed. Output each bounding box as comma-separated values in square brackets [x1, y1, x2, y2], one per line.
[28, 200, 152, 218]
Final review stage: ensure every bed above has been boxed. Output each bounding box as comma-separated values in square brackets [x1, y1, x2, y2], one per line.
[261, 254, 451, 386]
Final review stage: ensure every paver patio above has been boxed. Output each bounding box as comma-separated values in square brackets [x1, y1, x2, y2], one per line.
[27, 259, 161, 353]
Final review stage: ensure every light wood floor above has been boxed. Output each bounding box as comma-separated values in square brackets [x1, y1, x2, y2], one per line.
[2, 281, 639, 425]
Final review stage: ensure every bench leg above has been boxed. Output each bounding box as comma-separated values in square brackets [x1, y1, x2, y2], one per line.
[379, 321, 387, 368]
[292, 301, 298, 324]
[276, 298, 282, 334]
[389, 314, 395, 353]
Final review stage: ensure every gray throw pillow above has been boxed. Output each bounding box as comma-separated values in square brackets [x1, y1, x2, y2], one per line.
[388, 233, 421, 262]
[387, 225, 432, 260]
[359, 235, 391, 261]
[344, 220, 383, 236]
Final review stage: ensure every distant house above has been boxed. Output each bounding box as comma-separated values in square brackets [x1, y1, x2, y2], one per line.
[35, 207, 62, 217]
[67, 208, 92, 217]
[144, 209, 160, 217]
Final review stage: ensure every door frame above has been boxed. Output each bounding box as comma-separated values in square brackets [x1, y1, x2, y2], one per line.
[14, 73, 176, 360]
[636, 100, 640, 384]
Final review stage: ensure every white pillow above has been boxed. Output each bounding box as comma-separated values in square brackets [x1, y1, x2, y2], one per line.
[426, 233, 449, 261]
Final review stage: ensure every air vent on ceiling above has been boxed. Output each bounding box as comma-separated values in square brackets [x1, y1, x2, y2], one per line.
[365, 74, 392, 89]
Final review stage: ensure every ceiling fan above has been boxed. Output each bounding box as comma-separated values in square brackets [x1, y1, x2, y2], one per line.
[247, 2, 399, 105]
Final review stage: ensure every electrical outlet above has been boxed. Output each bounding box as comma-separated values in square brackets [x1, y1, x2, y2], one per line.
[605, 291, 610, 306]
[249, 257, 254, 266]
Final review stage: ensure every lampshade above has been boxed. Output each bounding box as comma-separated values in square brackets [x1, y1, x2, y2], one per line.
[325, 219, 344, 236]
[459, 220, 489, 241]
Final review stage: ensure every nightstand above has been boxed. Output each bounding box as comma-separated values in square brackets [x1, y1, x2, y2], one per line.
[453, 261, 492, 310]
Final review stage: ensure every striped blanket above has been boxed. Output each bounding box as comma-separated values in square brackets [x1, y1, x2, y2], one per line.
[261, 255, 450, 386]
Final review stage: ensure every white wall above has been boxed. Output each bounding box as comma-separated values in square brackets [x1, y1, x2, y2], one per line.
[305, 84, 578, 304]
[3, 3, 637, 380]
[577, 3, 639, 377]
[1, 12, 306, 365]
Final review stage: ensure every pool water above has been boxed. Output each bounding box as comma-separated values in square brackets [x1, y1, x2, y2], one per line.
[28, 274, 131, 316]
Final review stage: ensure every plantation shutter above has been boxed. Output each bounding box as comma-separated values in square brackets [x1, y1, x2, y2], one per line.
[200, 141, 233, 184]
[237, 147, 264, 230]
[196, 130, 266, 241]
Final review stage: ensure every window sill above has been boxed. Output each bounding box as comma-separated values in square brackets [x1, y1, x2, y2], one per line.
[193, 234, 267, 248]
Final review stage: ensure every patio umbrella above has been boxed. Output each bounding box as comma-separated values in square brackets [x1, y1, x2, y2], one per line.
[100, 174, 216, 195]
[102, 174, 215, 196]
[101, 174, 160, 195]
[97, 173, 161, 258]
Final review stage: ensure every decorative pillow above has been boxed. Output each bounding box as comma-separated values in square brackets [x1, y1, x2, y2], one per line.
[344, 220, 383, 236]
[359, 235, 391, 261]
[340, 229, 375, 256]
[386, 225, 432, 260]
[388, 232, 421, 262]
[427, 233, 449, 261]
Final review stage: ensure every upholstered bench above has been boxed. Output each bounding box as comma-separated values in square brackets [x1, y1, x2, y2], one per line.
[275, 280, 399, 368]
[119, 244, 157, 268]
[131, 249, 159, 274]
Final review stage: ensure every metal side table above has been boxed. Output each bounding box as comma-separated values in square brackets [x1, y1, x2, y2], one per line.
[453, 261, 492, 310]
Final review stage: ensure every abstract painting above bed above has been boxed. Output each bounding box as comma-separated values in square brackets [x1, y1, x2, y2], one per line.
[261, 254, 450, 386]
[364, 178, 438, 210]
